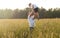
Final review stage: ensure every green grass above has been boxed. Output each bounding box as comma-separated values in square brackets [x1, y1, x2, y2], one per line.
[0, 19, 60, 38]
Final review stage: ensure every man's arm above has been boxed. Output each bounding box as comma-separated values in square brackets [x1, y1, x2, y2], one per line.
[28, 11, 32, 17]
[34, 13, 39, 20]
[37, 13, 39, 20]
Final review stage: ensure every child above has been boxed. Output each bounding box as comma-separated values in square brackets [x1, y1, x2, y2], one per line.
[28, 3, 39, 19]
[28, 3, 39, 30]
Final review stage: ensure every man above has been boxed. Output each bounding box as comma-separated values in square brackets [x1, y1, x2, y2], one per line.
[28, 12, 35, 31]
[28, 3, 39, 30]
[28, 3, 39, 38]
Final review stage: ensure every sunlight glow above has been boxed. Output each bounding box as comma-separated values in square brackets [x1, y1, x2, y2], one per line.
[0, 0, 60, 10]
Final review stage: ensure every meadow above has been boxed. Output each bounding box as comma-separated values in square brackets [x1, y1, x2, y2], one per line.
[0, 18, 60, 38]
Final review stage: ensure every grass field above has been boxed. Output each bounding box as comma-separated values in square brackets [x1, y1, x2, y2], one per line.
[0, 18, 60, 38]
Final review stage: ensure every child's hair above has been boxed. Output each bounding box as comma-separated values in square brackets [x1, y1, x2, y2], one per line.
[29, 3, 32, 6]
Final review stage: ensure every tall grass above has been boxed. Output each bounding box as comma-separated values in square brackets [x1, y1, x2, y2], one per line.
[0, 19, 60, 38]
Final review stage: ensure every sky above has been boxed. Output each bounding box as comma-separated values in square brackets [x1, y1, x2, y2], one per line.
[0, 0, 60, 10]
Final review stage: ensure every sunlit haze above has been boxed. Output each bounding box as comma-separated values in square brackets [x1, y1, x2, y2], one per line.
[0, 0, 60, 10]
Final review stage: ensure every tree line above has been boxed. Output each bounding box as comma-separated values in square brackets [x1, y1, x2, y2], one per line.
[0, 7, 60, 19]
